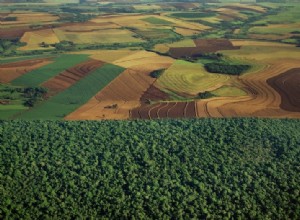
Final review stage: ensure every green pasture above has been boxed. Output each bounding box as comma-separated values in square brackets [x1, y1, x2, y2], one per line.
[142, 17, 173, 25]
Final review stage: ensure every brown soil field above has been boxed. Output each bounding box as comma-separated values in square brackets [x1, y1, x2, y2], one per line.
[140, 85, 169, 104]
[267, 68, 300, 112]
[223, 5, 266, 13]
[196, 60, 300, 118]
[170, 3, 198, 10]
[0, 58, 52, 83]
[0, 26, 31, 39]
[194, 39, 235, 48]
[42, 59, 104, 96]
[169, 39, 239, 58]
[131, 101, 197, 119]
[65, 68, 156, 120]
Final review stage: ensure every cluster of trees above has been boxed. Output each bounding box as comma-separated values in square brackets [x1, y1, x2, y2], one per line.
[198, 91, 216, 99]
[21, 87, 47, 107]
[1, 16, 17, 21]
[0, 119, 299, 219]
[205, 62, 251, 75]
[0, 86, 47, 107]
[0, 39, 26, 56]
[149, 69, 165, 78]
[53, 41, 75, 51]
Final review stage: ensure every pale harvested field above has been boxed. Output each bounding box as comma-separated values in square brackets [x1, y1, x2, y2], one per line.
[174, 27, 200, 36]
[133, 4, 161, 10]
[215, 8, 248, 20]
[57, 22, 121, 32]
[0, 59, 52, 83]
[113, 51, 174, 69]
[0, 13, 58, 25]
[19, 29, 59, 51]
[224, 4, 266, 13]
[53, 28, 143, 44]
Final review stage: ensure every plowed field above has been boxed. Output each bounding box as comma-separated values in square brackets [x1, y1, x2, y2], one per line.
[0, 59, 52, 83]
[267, 68, 300, 112]
[196, 60, 300, 118]
[65, 68, 156, 120]
[131, 101, 197, 119]
[42, 59, 104, 96]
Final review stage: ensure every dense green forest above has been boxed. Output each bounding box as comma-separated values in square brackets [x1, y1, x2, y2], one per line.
[0, 119, 299, 219]
[204, 63, 251, 75]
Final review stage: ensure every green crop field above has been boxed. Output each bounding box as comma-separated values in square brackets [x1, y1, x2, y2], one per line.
[142, 17, 173, 25]
[18, 64, 125, 120]
[135, 28, 179, 40]
[211, 86, 247, 97]
[254, 5, 300, 24]
[0, 54, 54, 64]
[11, 54, 89, 87]
[157, 60, 229, 95]
[169, 12, 216, 19]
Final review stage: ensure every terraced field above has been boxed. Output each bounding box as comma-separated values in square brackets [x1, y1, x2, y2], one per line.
[156, 60, 229, 95]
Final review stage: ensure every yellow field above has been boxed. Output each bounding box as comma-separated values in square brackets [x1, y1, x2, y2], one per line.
[2, 13, 58, 25]
[91, 14, 153, 29]
[222, 41, 300, 62]
[211, 86, 247, 97]
[156, 60, 229, 95]
[57, 22, 121, 32]
[153, 44, 170, 53]
[19, 29, 59, 51]
[174, 27, 200, 36]
[215, 8, 248, 20]
[53, 28, 144, 44]
[199, 16, 222, 24]
[91, 14, 210, 32]
[156, 15, 210, 31]
[113, 50, 174, 70]
[153, 39, 196, 54]
[133, 4, 161, 10]
[226, 3, 266, 13]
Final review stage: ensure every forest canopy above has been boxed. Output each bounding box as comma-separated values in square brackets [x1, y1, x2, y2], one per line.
[0, 119, 299, 219]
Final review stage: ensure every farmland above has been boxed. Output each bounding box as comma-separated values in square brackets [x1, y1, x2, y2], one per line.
[1, 1, 300, 219]
[11, 54, 89, 87]
[0, 1, 299, 121]
[18, 64, 124, 119]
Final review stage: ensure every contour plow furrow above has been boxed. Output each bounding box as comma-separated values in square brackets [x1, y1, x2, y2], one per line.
[157, 102, 170, 118]
[149, 103, 162, 119]
[167, 102, 186, 118]
[166, 102, 177, 118]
